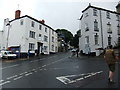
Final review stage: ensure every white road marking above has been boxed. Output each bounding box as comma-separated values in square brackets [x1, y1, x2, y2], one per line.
[7, 75, 18, 80]
[30, 60, 39, 63]
[0, 81, 11, 86]
[19, 72, 28, 75]
[42, 65, 46, 67]
[0, 64, 19, 70]
[56, 77, 70, 84]
[0, 80, 4, 83]
[13, 76, 23, 80]
[56, 71, 103, 85]
[39, 69, 43, 71]
[25, 73, 32, 76]
[32, 69, 36, 71]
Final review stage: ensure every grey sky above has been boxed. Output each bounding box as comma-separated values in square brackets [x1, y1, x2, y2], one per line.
[0, 0, 119, 35]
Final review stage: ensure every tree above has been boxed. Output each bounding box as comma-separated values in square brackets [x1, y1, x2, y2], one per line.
[71, 30, 80, 48]
[56, 29, 73, 44]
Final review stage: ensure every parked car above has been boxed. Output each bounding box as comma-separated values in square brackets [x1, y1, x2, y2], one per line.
[0, 51, 17, 59]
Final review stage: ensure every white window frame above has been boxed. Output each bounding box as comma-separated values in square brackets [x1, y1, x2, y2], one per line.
[29, 43, 35, 51]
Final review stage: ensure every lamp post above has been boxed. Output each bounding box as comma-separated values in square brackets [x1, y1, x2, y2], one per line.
[6, 22, 10, 50]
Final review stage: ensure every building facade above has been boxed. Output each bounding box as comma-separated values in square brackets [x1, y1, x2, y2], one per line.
[1, 10, 58, 57]
[79, 4, 120, 56]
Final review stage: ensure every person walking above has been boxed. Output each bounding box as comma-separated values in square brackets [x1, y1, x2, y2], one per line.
[76, 48, 79, 57]
[104, 45, 118, 84]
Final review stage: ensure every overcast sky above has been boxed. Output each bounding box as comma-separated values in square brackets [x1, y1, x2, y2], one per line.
[0, 0, 119, 35]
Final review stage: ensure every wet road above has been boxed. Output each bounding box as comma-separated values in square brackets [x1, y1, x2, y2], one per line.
[0, 52, 119, 88]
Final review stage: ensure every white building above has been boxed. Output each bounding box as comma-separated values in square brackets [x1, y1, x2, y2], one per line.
[0, 10, 58, 57]
[79, 4, 120, 56]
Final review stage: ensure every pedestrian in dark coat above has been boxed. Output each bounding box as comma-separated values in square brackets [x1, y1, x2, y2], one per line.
[76, 48, 79, 57]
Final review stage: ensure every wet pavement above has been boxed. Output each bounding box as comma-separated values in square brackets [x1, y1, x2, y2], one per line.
[0, 52, 120, 88]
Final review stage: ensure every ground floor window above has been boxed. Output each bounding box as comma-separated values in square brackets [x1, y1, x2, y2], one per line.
[52, 45, 54, 51]
[94, 34, 99, 45]
[44, 46, 48, 52]
[85, 36, 89, 44]
[29, 43, 35, 51]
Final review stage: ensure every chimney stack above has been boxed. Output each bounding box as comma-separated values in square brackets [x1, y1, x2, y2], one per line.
[15, 10, 21, 19]
[39, 19, 45, 24]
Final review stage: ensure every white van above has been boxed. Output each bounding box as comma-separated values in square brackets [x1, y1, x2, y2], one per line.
[0, 51, 17, 59]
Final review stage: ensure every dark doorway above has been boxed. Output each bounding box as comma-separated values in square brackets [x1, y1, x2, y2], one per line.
[37, 42, 43, 56]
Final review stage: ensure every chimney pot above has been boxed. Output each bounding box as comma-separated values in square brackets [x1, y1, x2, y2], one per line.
[15, 10, 21, 19]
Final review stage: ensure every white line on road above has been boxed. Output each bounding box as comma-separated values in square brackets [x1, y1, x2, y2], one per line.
[41, 65, 46, 67]
[32, 69, 36, 71]
[30, 60, 39, 63]
[19, 72, 28, 75]
[13, 76, 23, 80]
[25, 73, 33, 76]
[7, 75, 18, 80]
[0, 81, 11, 86]
[56, 71, 103, 85]
[0, 64, 19, 70]
[0, 80, 4, 83]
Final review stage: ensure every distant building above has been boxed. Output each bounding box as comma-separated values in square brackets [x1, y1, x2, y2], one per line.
[0, 10, 58, 57]
[79, 3, 120, 56]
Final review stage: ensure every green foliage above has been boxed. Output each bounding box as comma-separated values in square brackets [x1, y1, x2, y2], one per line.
[70, 30, 80, 48]
[56, 29, 73, 44]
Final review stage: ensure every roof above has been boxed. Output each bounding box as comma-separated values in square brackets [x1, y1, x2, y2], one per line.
[9, 15, 55, 31]
[82, 5, 120, 15]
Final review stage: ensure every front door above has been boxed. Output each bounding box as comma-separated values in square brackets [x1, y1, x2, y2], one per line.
[37, 42, 43, 55]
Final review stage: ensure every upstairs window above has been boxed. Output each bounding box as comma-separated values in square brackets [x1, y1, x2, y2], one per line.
[29, 31, 35, 38]
[116, 15, 120, 21]
[52, 30, 54, 35]
[107, 22, 112, 33]
[85, 13, 89, 18]
[31, 21, 35, 27]
[106, 11, 110, 19]
[117, 24, 120, 35]
[44, 35, 48, 42]
[93, 9, 97, 16]
[108, 35, 112, 46]
[52, 36, 54, 42]
[85, 23, 89, 31]
[94, 19, 99, 31]
[45, 27, 47, 32]
[38, 34, 42, 40]
[39, 25, 42, 30]
[20, 19, 23, 25]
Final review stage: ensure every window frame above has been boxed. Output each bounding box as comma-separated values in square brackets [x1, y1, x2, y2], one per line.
[93, 9, 97, 16]
[94, 34, 99, 45]
[31, 21, 35, 27]
[94, 19, 99, 31]
[29, 43, 35, 51]
[29, 31, 35, 39]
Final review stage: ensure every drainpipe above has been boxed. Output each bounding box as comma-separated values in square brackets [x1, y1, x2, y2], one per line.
[99, 10, 104, 49]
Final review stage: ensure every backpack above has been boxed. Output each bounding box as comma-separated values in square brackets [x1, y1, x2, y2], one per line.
[104, 49, 116, 64]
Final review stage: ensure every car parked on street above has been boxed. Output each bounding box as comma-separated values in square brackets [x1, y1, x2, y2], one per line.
[0, 51, 17, 59]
